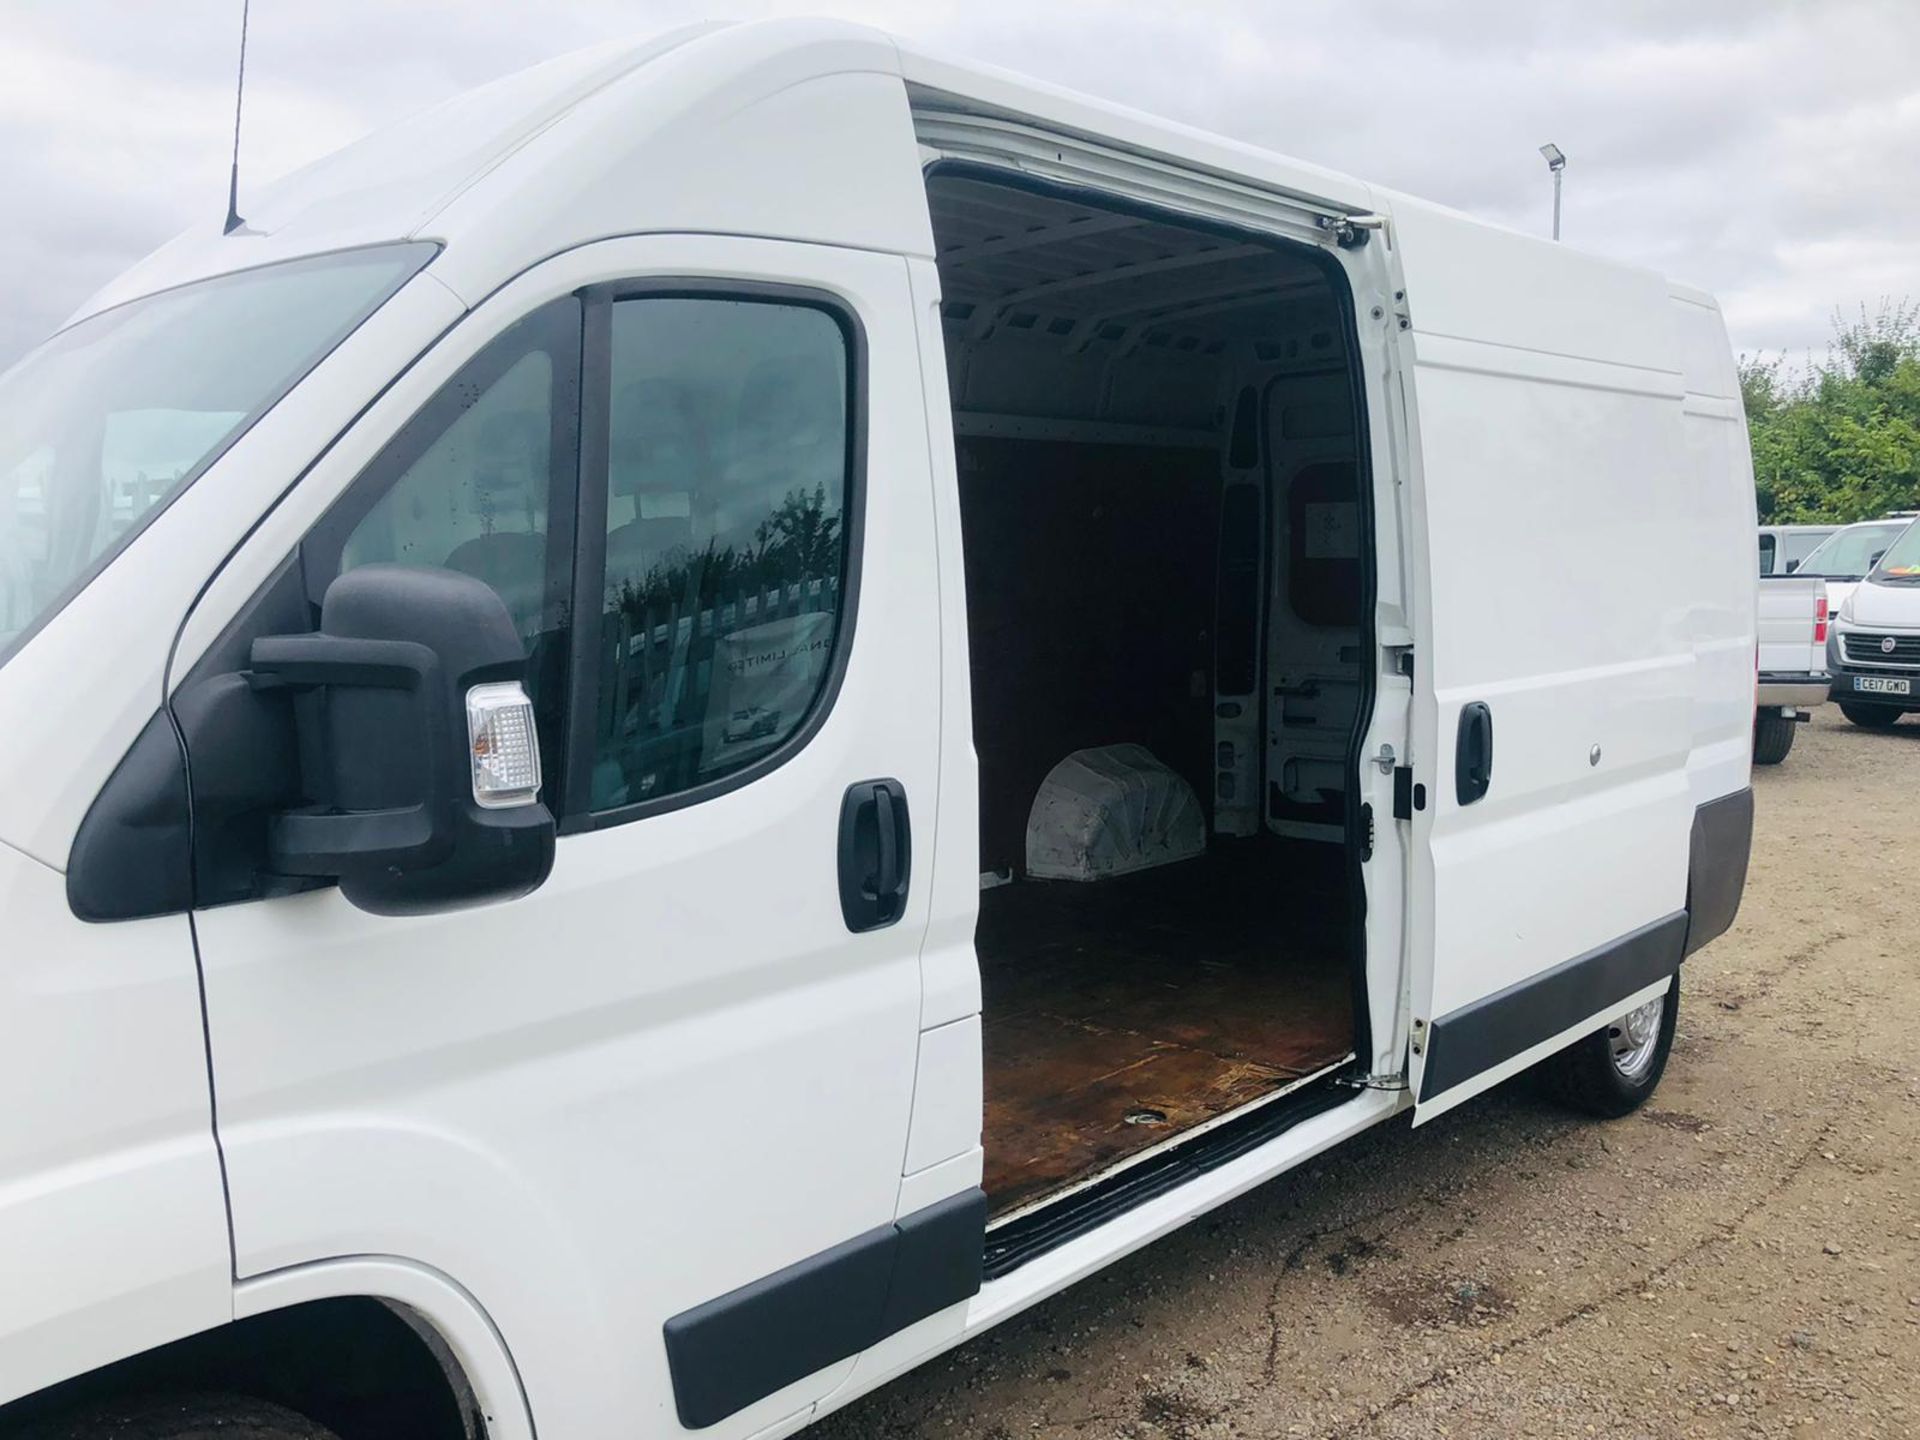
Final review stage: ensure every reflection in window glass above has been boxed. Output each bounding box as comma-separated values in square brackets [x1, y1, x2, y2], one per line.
[593, 297, 849, 811]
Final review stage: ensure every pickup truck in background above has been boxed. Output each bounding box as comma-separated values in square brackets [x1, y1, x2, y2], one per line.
[1758, 523, 1836, 576]
[1755, 573, 1832, 763]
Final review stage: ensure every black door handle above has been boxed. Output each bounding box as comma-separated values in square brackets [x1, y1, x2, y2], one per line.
[1455, 702, 1493, 806]
[839, 779, 911, 932]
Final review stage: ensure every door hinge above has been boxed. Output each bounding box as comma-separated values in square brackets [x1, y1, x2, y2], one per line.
[1409, 1016, 1428, 1057]
[1391, 766, 1426, 821]
[1319, 212, 1385, 250]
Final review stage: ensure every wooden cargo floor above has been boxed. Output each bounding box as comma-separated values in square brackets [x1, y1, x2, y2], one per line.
[979, 844, 1354, 1219]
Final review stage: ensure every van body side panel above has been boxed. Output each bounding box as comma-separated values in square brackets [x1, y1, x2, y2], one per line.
[188, 237, 946, 1440]
[1390, 199, 1715, 1119]
[0, 845, 230, 1405]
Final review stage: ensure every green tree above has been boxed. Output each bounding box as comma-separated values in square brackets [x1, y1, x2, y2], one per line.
[1744, 300, 1920, 523]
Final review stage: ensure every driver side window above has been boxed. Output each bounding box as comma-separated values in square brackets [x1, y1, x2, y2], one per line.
[305, 298, 581, 789]
[341, 348, 555, 637]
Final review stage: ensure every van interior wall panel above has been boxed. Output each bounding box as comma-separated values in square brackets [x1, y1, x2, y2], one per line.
[958, 438, 1220, 876]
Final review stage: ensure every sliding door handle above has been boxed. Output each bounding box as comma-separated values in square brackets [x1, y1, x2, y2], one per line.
[1455, 702, 1494, 806]
[838, 779, 911, 932]
[873, 784, 900, 898]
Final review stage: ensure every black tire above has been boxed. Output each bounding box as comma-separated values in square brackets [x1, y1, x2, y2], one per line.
[12, 1394, 340, 1440]
[1752, 709, 1797, 764]
[1839, 702, 1901, 729]
[1538, 974, 1679, 1118]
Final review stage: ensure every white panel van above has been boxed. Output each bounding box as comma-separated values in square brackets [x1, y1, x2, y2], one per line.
[0, 21, 1757, 1439]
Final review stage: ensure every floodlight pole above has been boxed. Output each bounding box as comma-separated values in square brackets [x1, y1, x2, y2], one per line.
[1539, 143, 1567, 241]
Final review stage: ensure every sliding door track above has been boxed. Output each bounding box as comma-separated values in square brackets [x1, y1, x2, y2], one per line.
[982, 1061, 1360, 1280]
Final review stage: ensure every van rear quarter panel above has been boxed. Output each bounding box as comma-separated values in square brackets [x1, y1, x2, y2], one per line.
[1391, 199, 1746, 1026]
[1669, 285, 1760, 803]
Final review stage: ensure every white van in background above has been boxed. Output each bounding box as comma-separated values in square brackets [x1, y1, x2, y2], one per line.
[1828, 521, 1920, 728]
[1794, 517, 1913, 615]
[0, 21, 1757, 1440]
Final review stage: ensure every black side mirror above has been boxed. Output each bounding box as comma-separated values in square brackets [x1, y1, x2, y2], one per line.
[250, 565, 555, 915]
[1784, 559, 1800, 573]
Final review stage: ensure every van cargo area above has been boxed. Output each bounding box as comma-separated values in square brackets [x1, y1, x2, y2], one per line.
[929, 172, 1373, 1220]
[977, 840, 1355, 1217]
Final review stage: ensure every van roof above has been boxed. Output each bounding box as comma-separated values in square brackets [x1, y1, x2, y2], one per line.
[67, 18, 1654, 331]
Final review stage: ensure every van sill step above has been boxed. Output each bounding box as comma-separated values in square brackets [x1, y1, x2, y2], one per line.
[981, 1072, 1359, 1280]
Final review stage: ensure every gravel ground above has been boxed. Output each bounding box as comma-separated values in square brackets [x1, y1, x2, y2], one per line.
[815, 708, 1920, 1439]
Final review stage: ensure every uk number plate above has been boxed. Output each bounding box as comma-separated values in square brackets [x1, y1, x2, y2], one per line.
[1855, 675, 1912, 695]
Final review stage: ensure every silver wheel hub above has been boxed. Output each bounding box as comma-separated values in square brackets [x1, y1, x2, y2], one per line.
[1607, 995, 1666, 1083]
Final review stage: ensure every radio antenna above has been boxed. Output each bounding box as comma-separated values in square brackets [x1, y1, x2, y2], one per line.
[223, 0, 252, 235]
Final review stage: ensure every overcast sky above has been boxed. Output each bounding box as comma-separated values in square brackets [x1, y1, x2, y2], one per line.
[3, 0, 1916, 369]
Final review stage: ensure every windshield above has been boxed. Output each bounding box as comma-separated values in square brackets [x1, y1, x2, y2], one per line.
[0, 243, 433, 666]
[1795, 522, 1909, 580]
[1868, 520, 1920, 584]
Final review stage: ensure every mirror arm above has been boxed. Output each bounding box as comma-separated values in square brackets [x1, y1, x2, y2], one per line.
[268, 805, 438, 877]
[246, 630, 453, 881]
[248, 633, 436, 693]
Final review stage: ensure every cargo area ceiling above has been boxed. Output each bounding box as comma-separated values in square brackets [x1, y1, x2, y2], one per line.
[928, 173, 1328, 351]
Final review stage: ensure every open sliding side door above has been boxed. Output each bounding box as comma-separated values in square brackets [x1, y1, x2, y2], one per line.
[1390, 201, 1701, 1122]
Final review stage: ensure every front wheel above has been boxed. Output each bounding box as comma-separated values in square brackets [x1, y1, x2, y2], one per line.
[1839, 702, 1901, 729]
[1538, 974, 1679, 1118]
[1752, 709, 1797, 764]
